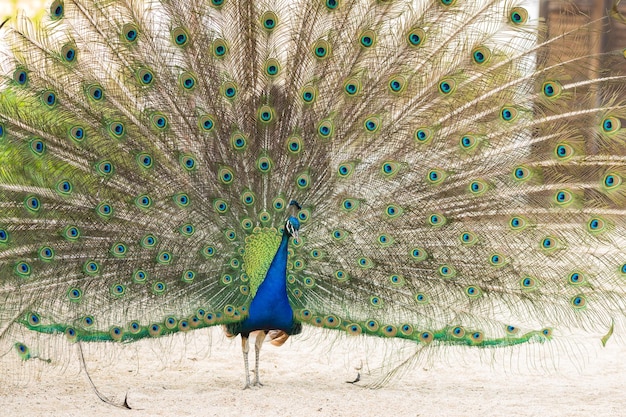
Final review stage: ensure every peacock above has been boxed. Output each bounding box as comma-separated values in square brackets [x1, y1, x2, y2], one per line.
[0, 0, 626, 398]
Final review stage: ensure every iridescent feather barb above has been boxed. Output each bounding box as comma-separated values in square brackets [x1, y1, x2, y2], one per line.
[0, 0, 625, 396]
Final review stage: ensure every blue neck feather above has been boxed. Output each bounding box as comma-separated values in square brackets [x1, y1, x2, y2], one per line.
[237, 232, 296, 335]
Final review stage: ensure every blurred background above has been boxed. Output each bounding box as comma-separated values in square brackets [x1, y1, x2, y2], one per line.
[1, 0, 46, 20]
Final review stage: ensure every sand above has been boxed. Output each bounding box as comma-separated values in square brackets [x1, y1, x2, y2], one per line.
[1, 327, 624, 417]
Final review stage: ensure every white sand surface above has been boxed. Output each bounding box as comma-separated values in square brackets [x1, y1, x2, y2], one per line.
[1, 327, 624, 417]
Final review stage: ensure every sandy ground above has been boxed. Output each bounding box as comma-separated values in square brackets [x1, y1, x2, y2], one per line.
[1, 327, 625, 417]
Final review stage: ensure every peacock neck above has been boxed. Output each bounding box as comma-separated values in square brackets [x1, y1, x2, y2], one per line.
[234, 231, 295, 335]
[261, 232, 290, 297]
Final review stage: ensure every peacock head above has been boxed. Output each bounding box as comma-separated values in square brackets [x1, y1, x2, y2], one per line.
[284, 216, 300, 241]
[284, 200, 302, 240]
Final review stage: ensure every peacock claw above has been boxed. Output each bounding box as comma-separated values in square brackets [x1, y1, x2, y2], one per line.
[242, 380, 263, 390]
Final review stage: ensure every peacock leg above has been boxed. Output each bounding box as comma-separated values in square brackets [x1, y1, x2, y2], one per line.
[241, 334, 251, 389]
[252, 330, 268, 387]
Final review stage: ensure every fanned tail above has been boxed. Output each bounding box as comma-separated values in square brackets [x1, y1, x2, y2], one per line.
[0, 0, 625, 386]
